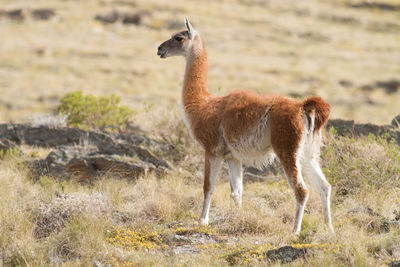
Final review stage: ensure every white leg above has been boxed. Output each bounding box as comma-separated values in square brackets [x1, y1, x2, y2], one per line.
[200, 154, 222, 225]
[292, 174, 309, 235]
[303, 158, 334, 232]
[227, 158, 243, 205]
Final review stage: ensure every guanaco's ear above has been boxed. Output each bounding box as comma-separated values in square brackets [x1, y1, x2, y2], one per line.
[185, 17, 195, 40]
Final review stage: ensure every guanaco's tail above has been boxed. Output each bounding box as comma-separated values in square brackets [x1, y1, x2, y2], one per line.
[302, 96, 330, 133]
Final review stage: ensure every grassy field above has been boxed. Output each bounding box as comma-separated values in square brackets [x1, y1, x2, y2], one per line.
[0, 0, 399, 266]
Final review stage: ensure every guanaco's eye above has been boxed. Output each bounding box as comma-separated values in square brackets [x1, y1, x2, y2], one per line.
[174, 36, 184, 42]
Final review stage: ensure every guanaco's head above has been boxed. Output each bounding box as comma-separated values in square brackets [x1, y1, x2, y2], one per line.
[157, 17, 198, 58]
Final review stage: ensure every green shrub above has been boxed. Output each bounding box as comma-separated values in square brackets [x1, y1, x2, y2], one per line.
[57, 91, 134, 131]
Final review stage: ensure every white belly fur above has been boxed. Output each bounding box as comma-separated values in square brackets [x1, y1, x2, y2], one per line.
[223, 111, 275, 168]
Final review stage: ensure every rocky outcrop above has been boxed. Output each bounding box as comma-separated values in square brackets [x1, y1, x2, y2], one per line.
[27, 149, 154, 181]
[326, 115, 400, 144]
[95, 10, 151, 25]
[0, 124, 172, 181]
[0, 139, 17, 154]
[0, 124, 171, 167]
[0, 8, 55, 21]
[361, 79, 400, 94]
[348, 2, 400, 11]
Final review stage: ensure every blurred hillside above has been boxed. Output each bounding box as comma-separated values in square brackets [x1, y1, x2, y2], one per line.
[0, 0, 399, 124]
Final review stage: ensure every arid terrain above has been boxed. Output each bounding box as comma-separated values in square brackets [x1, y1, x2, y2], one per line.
[0, 0, 399, 266]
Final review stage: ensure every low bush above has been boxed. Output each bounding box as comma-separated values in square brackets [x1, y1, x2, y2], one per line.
[57, 91, 134, 131]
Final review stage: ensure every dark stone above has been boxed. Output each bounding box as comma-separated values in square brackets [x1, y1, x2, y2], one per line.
[392, 115, 400, 127]
[361, 79, 400, 94]
[122, 10, 151, 25]
[66, 155, 153, 180]
[326, 119, 355, 136]
[31, 9, 55, 20]
[266, 246, 307, 263]
[0, 139, 17, 154]
[0, 9, 27, 21]
[339, 79, 354, 88]
[95, 10, 119, 24]
[95, 10, 151, 25]
[326, 119, 400, 145]
[0, 124, 171, 169]
[348, 2, 400, 11]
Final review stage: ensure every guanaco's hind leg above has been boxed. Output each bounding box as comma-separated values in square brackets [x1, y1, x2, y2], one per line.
[200, 153, 222, 225]
[227, 158, 243, 206]
[303, 158, 334, 232]
[279, 153, 309, 235]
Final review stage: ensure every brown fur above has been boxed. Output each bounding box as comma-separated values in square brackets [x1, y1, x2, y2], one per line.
[203, 152, 211, 196]
[302, 97, 331, 133]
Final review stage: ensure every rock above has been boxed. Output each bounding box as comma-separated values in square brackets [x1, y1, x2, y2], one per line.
[392, 115, 400, 127]
[266, 246, 307, 263]
[326, 119, 400, 145]
[0, 9, 28, 21]
[26, 152, 71, 181]
[0, 139, 17, 154]
[0, 8, 56, 21]
[318, 13, 359, 25]
[174, 235, 189, 243]
[66, 155, 153, 180]
[0, 123, 173, 181]
[339, 79, 353, 88]
[326, 119, 355, 136]
[348, 2, 400, 11]
[354, 123, 389, 137]
[173, 245, 199, 254]
[26, 148, 155, 181]
[31, 9, 55, 20]
[188, 233, 216, 244]
[361, 79, 400, 94]
[95, 10, 151, 25]
[0, 124, 172, 169]
[95, 10, 119, 24]
[121, 10, 151, 25]
[243, 160, 282, 181]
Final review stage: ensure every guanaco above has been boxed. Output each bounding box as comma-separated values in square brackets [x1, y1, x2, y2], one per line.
[157, 18, 333, 234]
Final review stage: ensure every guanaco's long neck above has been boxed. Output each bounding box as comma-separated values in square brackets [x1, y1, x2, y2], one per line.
[182, 37, 210, 110]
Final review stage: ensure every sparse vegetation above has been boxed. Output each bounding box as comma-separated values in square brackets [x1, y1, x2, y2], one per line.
[0, 122, 399, 265]
[57, 91, 134, 131]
